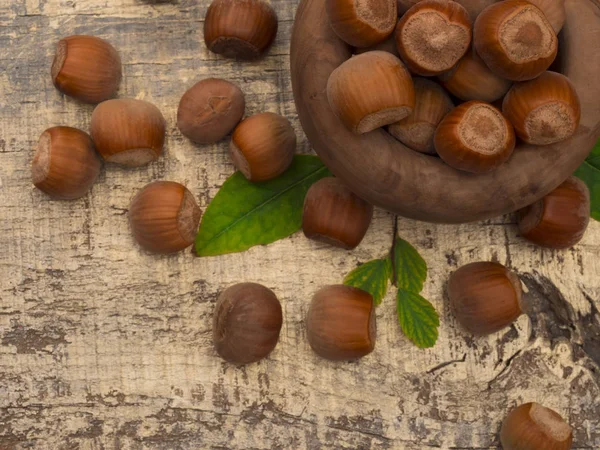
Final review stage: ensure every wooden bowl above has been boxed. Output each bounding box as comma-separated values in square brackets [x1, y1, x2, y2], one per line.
[290, 0, 600, 223]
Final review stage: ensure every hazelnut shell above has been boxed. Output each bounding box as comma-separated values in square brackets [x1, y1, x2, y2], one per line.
[91, 99, 166, 167]
[204, 0, 278, 60]
[129, 181, 201, 254]
[51, 35, 122, 104]
[395, 0, 472, 76]
[177, 78, 246, 144]
[213, 282, 283, 365]
[327, 51, 415, 134]
[307, 285, 376, 361]
[32, 126, 102, 200]
[518, 176, 590, 249]
[230, 112, 296, 182]
[502, 71, 581, 146]
[448, 261, 523, 335]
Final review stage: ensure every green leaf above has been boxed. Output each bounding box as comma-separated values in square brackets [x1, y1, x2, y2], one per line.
[397, 289, 440, 349]
[574, 139, 600, 221]
[393, 237, 427, 293]
[195, 155, 331, 256]
[343, 258, 392, 306]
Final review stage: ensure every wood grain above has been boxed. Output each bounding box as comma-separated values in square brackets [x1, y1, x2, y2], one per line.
[0, 0, 599, 449]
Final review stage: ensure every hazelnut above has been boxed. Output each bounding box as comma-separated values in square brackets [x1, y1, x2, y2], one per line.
[502, 71, 581, 146]
[230, 112, 296, 182]
[91, 99, 166, 167]
[303, 177, 373, 250]
[51, 35, 122, 104]
[474, 1, 558, 81]
[395, 0, 472, 76]
[213, 282, 283, 365]
[434, 101, 516, 174]
[500, 403, 573, 450]
[204, 0, 278, 60]
[389, 77, 454, 154]
[438, 49, 512, 103]
[177, 78, 245, 145]
[32, 126, 102, 200]
[327, 51, 415, 134]
[518, 176, 590, 249]
[327, 0, 397, 48]
[307, 285, 376, 361]
[129, 181, 201, 254]
[448, 261, 523, 336]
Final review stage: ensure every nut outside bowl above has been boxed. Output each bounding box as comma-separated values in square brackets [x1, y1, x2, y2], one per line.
[290, 0, 600, 223]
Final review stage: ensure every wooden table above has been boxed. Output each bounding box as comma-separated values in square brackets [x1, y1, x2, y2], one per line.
[1, 1, 599, 448]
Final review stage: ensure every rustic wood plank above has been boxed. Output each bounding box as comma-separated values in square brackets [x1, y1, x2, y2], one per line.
[0, 0, 599, 449]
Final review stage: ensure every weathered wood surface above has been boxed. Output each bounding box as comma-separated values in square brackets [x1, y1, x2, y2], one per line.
[0, 1, 598, 449]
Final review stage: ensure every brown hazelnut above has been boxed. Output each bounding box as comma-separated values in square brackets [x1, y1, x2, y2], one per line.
[438, 49, 512, 103]
[327, 0, 397, 48]
[230, 112, 296, 182]
[129, 181, 201, 254]
[213, 282, 283, 365]
[307, 285, 376, 361]
[204, 0, 278, 60]
[327, 51, 415, 134]
[177, 78, 245, 144]
[303, 177, 373, 250]
[91, 99, 166, 167]
[51, 35, 122, 104]
[518, 176, 590, 249]
[434, 101, 516, 174]
[502, 71, 581, 146]
[389, 77, 453, 154]
[474, 1, 558, 81]
[32, 126, 102, 200]
[448, 261, 523, 336]
[395, 0, 472, 76]
[501, 403, 573, 450]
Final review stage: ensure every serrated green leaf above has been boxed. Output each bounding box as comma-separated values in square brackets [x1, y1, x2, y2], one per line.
[195, 155, 331, 256]
[343, 258, 392, 306]
[574, 139, 600, 221]
[393, 237, 427, 293]
[397, 289, 439, 349]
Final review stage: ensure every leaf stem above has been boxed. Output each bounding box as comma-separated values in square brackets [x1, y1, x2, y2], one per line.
[390, 215, 399, 287]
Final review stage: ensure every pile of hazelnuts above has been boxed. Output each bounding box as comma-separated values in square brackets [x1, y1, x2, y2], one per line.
[29, 0, 585, 447]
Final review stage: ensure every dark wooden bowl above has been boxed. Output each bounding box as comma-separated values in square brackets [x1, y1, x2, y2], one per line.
[290, 0, 600, 223]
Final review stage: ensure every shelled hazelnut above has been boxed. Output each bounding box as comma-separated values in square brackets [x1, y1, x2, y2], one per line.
[91, 99, 166, 167]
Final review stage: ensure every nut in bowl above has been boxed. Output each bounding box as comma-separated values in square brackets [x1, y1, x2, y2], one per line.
[291, 0, 600, 223]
